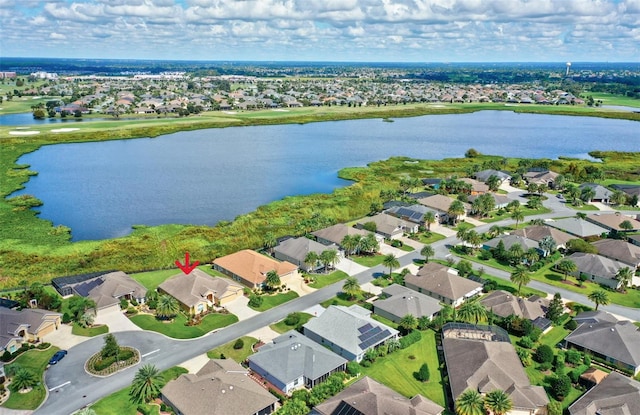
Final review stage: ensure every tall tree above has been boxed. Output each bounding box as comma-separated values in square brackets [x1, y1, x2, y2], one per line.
[129, 364, 164, 404]
[546, 293, 564, 325]
[319, 249, 339, 272]
[420, 245, 435, 263]
[510, 266, 531, 296]
[265, 270, 281, 290]
[263, 232, 277, 253]
[102, 333, 120, 359]
[580, 186, 596, 203]
[556, 259, 577, 281]
[156, 295, 179, 319]
[511, 207, 524, 229]
[455, 389, 485, 415]
[382, 253, 400, 277]
[342, 277, 361, 300]
[399, 314, 418, 333]
[484, 389, 513, 415]
[457, 298, 487, 324]
[466, 230, 482, 254]
[616, 267, 633, 291]
[486, 175, 500, 192]
[10, 367, 38, 392]
[424, 211, 436, 231]
[538, 236, 556, 257]
[588, 290, 609, 310]
[448, 200, 466, 225]
[304, 251, 319, 270]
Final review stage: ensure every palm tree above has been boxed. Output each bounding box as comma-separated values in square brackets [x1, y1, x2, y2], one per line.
[129, 364, 164, 404]
[382, 253, 400, 277]
[616, 267, 633, 291]
[398, 314, 418, 333]
[156, 295, 179, 320]
[457, 298, 487, 324]
[538, 235, 556, 257]
[484, 389, 513, 415]
[456, 227, 469, 243]
[556, 259, 577, 281]
[424, 211, 436, 231]
[360, 233, 380, 255]
[265, 270, 281, 290]
[420, 245, 435, 263]
[78, 312, 95, 328]
[580, 186, 596, 203]
[488, 225, 503, 238]
[576, 211, 587, 220]
[486, 175, 500, 192]
[455, 389, 485, 415]
[319, 249, 339, 272]
[341, 234, 361, 257]
[523, 248, 540, 268]
[466, 230, 482, 254]
[263, 232, 277, 254]
[588, 289, 609, 310]
[10, 367, 38, 392]
[511, 207, 524, 229]
[304, 251, 319, 271]
[510, 266, 531, 296]
[448, 200, 466, 226]
[342, 277, 361, 300]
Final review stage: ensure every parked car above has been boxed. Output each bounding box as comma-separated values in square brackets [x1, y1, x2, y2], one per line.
[49, 350, 67, 365]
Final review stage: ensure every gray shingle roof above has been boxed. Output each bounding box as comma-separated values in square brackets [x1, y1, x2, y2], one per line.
[274, 237, 334, 263]
[405, 263, 482, 303]
[569, 372, 640, 415]
[565, 320, 640, 370]
[312, 223, 373, 246]
[248, 330, 347, 386]
[566, 252, 626, 282]
[511, 225, 575, 247]
[158, 269, 243, 308]
[592, 239, 640, 267]
[483, 234, 539, 251]
[546, 218, 608, 237]
[374, 284, 442, 320]
[479, 290, 548, 320]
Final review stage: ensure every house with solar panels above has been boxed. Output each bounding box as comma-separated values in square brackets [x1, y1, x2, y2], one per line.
[303, 305, 398, 362]
[385, 204, 442, 226]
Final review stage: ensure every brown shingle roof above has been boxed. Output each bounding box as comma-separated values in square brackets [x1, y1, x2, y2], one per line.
[405, 263, 482, 303]
[158, 269, 243, 308]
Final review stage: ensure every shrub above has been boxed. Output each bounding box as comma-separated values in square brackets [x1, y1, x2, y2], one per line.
[399, 330, 421, 349]
[62, 312, 72, 324]
[37, 342, 50, 350]
[535, 345, 554, 363]
[529, 327, 542, 342]
[565, 319, 578, 330]
[1, 351, 11, 362]
[416, 363, 430, 382]
[248, 294, 263, 308]
[551, 374, 572, 400]
[548, 400, 563, 415]
[284, 312, 301, 326]
[346, 361, 360, 377]
[537, 362, 552, 371]
[566, 350, 582, 365]
[120, 298, 129, 309]
[483, 280, 497, 292]
[529, 262, 544, 272]
[233, 338, 244, 350]
[568, 370, 580, 384]
[583, 354, 591, 365]
[517, 336, 534, 349]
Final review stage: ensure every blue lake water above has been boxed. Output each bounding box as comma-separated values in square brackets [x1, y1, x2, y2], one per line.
[0, 112, 114, 125]
[12, 111, 640, 241]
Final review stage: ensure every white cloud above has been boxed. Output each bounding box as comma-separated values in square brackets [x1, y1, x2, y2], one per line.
[50, 32, 67, 40]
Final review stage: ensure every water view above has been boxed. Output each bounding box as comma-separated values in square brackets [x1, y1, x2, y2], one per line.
[14, 111, 640, 241]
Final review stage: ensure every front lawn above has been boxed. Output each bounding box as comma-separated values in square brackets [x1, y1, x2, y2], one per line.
[360, 330, 445, 406]
[72, 323, 109, 337]
[2, 347, 59, 410]
[415, 232, 446, 245]
[351, 254, 386, 267]
[320, 292, 368, 308]
[248, 291, 299, 311]
[207, 336, 259, 363]
[270, 312, 314, 334]
[130, 268, 178, 291]
[480, 274, 547, 298]
[308, 270, 348, 289]
[481, 207, 551, 223]
[89, 366, 187, 415]
[129, 312, 238, 339]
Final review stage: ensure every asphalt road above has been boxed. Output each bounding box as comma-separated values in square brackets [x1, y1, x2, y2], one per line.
[37, 192, 640, 414]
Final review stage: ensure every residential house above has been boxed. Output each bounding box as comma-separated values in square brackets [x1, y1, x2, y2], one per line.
[460, 178, 489, 195]
[473, 169, 511, 184]
[303, 305, 398, 362]
[523, 170, 560, 187]
[373, 284, 442, 323]
[417, 194, 469, 223]
[158, 269, 244, 314]
[610, 183, 640, 206]
[564, 316, 640, 375]
[511, 225, 575, 251]
[213, 250, 298, 289]
[442, 324, 549, 415]
[312, 224, 376, 248]
[579, 183, 613, 203]
[586, 212, 640, 232]
[592, 239, 640, 280]
[0, 308, 62, 353]
[248, 330, 347, 394]
[569, 372, 640, 415]
[578, 368, 608, 389]
[161, 359, 278, 415]
[273, 237, 338, 272]
[355, 213, 418, 240]
[421, 178, 443, 189]
[629, 234, 640, 248]
[545, 218, 608, 238]
[479, 290, 549, 321]
[404, 263, 483, 306]
[385, 204, 441, 226]
[312, 376, 444, 415]
[468, 193, 511, 210]
[566, 252, 628, 289]
[52, 271, 147, 313]
[482, 234, 541, 256]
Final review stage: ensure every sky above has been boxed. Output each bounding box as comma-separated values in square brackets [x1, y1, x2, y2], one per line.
[1, 0, 639, 62]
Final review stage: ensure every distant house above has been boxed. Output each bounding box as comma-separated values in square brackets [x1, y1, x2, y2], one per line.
[564, 316, 640, 375]
[404, 263, 483, 306]
[273, 237, 338, 272]
[523, 170, 560, 187]
[213, 249, 298, 289]
[468, 193, 511, 210]
[303, 305, 398, 362]
[248, 330, 347, 394]
[511, 225, 575, 251]
[161, 359, 278, 415]
[442, 324, 549, 415]
[158, 269, 244, 314]
[421, 178, 443, 189]
[355, 213, 418, 240]
[545, 217, 608, 238]
[586, 212, 640, 232]
[579, 183, 613, 203]
[52, 271, 146, 313]
[482, 234, 540, 254]
[312, 376, 444, 415]
[611, 183, 640, 205]
[312, 224, 376, 248]
[373, 284, 442, 323]
[592, 239, 640, 274]
[473, 169, 511, 184]
[460, 178, 489, 195]
[0, 308, 62, 354]
[479, 290, 549, 321]
[566, 252, 628, 289]
[569, 372, 640, 415]
[417, 194, 468, 223]
[385, 204, 441, 226]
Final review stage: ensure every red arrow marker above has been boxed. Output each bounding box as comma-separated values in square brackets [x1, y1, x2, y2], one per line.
[175, 252, 199, 275]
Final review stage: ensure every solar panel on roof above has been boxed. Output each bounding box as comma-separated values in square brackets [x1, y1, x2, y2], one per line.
[357, 323, 373, 334]
[359, 329, 392, 350]
[358, 326, 382, 342]
[333, 400, 365, 415]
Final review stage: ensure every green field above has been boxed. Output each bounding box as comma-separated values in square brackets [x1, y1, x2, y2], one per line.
[72, 323, 109, 336]
[308, 270, 348, 289]
[129, 312, 238, 339]
[270, 312, 314, 334]
[2, 347, 59, 410]
[248, 291, 299, 311]
[207, 336, 259, 363]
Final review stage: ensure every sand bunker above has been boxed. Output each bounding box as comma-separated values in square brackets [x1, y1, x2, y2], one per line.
[223, 111, 237, 114]
[428, 105, 446, 108]
[272, 109, 290, 112]
[51, 128, 80, 133]
[9, 130, 40, 135]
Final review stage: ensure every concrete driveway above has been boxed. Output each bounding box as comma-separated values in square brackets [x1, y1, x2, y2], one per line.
[42, 324, 89, 350]
[95, 308, 141, 332]
[223, 296, 260, 321]
[335, 257, 369, 276]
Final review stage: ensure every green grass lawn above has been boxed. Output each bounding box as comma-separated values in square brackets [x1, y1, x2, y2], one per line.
[249, 291, 299, 311]
[416, 232, 446, 244]
[270, 312, 314, 334]
[565, 204, 600, 211]
[320, 292, 366, 308]
[2, 347, 59, 410]
[308, 270, 348, 289]
[481, 207, 551, 223]
[207, 336, 259, 363]
[360, 330, 445, 406]
[89, 366, 187, 415]
[72, 323, 109, 337]
[129, 312, 238, 339]
[351, 254, 386, 267]
[130, 268, 179, 291]
[539, 326, 570, 348]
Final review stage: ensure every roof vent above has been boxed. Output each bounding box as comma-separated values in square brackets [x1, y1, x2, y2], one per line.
[611, 328, 615, 332]
[221, 389, 225, 394]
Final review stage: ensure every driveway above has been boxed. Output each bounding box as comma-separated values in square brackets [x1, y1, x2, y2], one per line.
[284, 274, 316, 296]
[378, 242, 408, 257]
[335, 257, 369, 276]
[42, 324, 89, 350]
[223, 296, 260, 321]
[95, 308, 141, 333]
